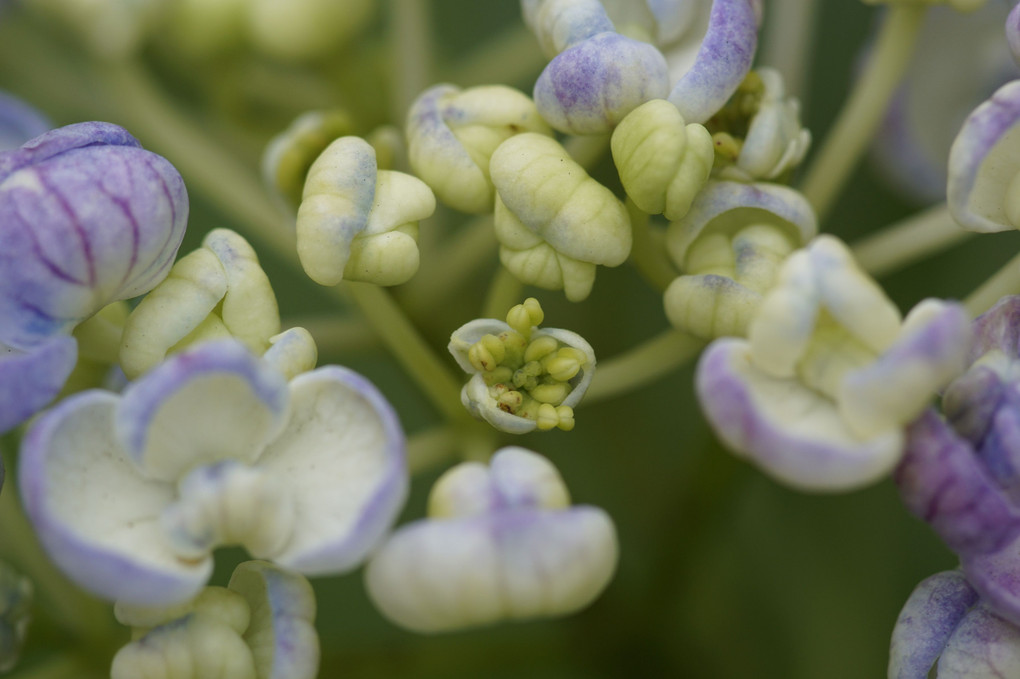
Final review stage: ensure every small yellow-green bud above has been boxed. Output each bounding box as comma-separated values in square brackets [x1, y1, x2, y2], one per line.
[499, 330, 528, 367]
[523, 335, 559, 363]
[513, 361, 544, 391]
[507, 298, 545, 338]
[468, 334, 506, 372]
[483, 366, 514, 387]
[555, 406, 575, 431]
[531, 381, 569, 405]
[536, 403, 560, 431]
[543, 353, 582, 382]
[497, 390, 524, 414]
[712, 132, 743, 163]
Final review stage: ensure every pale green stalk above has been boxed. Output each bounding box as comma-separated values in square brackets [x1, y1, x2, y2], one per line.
[627, 199, 677, 292]
[390, 0, 434, 123]
[799, 5, 926, 221]
[761, 0, 819, 98]
[285, 315, 378, 355]
[851, 203, 971, 277]
[585, 330, 704, 404]
[482, 267, 525, 319]
[965, 250, 1020, 316]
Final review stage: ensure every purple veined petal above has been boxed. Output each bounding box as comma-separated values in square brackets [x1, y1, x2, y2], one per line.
[889, 570, 979, 679]
[947, 79, 1020, 233]
[969, 295, 1020, 367]
[115, 340, 291, 483]
[19, 390, 211, 606]
[227, 561, 319, 679]
[665, 180, 817, 270]
[0, 334, 77, 434]
[897, 411, 1020, 558]
[871, 4, 1016, 205]
[666, 0, 759, 124]
[937, 602, 1020, 677]
[533, 31, 670, 135]
[365, 505, 617, 633]
[0, 123, 188, 348]
[520, 0, 615, 57]
[257, 365, 407, 575]
[696, 338, 903, 491]
[0, 91, 51, 152]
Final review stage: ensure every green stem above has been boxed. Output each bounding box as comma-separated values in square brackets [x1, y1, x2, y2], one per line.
[390, 0, 433, 122]
[284, 315, 378, 356]
[627, 199, 677, 292]
[8, 655, 95, 679]
[760, 0, 818, 98]
[584, 330, 704, 404]
[799, 5, 926, 221]
[482, 267, 524, 319]
[964, 250, 1020, 316]
[851, 203, 971, 277]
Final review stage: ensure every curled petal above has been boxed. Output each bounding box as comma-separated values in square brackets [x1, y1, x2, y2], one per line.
[534, 32, 670, 134]
[938, 602, 1020, 677]
[0, 122, 188, 349]
[968, 294, 1020, 369]
[262, 328, 318, 380]
[663, 273, 760, 339]
[262, 110, 355, 212]
[406, 84, 550, 214]
[111, 614, 257, 679]
[947, 79, 1020, 233]
[0, 334, 77, 434]
[667, 0, 759, 124]
[697, 338, 903, 491]
[520, 0, 614, 57]
[889, 570, 979, 679]
[611, 99, 714, 221]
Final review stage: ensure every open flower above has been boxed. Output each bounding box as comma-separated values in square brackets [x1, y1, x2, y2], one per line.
[406, 84, 551, 214]
[896, 296, 1020, 626]
[696, 235, 970, 491]
[0, 122, 188, 433]
[295, 135, 435, 287]
[490, 133, 631, 301]
[449, 298, 595, 434]
[663, 180, 816, 340]
[111, 560, 318, 679]
[19, 339, 407, 606]
[365, 447, 617, 633]
[889, 570, 1020, 679]
[119, 228, 317, 380]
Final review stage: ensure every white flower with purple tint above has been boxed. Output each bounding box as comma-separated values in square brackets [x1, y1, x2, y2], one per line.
[889, 570, 1020, 679]
[896, 296, 1020, 627]
[947, 78, 1020, 232]
[19, 339, 407, 607]
[0, 122, 188, 434]
[696, 235, 970, 491]
[365, 447, 617, 633]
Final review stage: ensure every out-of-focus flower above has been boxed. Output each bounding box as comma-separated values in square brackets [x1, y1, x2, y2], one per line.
[947, 78, 1020, 232]
[19, 340, 407, 606]
[709, 68, 811, 182]
[262, 110, 356, 212]
[872, 3, 1016, 204]
[0, 122, 188, 433]
[24, 0, 164, 59]
[295, 135, 435, 287]
[0, 91, 51, 151]
[697, 235, 970, 491]
[896, 296, 1020, 626]
[611, 98, 715, 221]
[889, 570, 1020, 679]
[119, 228, 316, 380]
[449, 298, 594, 434]
[406, 84, 551, 214]
[490, 133, 631, 301]
[0, 562, 32, 673]
[663, 180, 816, 340]
[111, 560, 318, 679]
[365, 447, 617, 633]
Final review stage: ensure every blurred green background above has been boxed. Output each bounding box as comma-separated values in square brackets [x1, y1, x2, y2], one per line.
[3, 1, 1019, 677]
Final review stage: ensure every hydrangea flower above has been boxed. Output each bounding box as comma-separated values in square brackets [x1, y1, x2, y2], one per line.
[448, 298, 595, 434]
[697, 235, 970, 491]
[19, 339, 407, 606]
[896, 296, 1020, 625]
[295, 135, 435, 287]
[663, 180, 817, 340]
[111, 560, 318, 679]
[365, 447, 617, 633]
[889, 570, 1020, 679]
[0, 122, 188, 434]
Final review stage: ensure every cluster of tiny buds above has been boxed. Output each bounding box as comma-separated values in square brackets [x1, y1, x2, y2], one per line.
[467, 299, 581, 431]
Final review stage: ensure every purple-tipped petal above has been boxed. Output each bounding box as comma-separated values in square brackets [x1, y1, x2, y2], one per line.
[0, 122, 188, 348]
[696, 338, 903, 491]
[0, 92, 51, 152]
[19, 390, 211, 606]
[889, 570, 979, 679]
[938, 602, 1020, 677]
[534, 32, 670, 134]
[0, 334, 77, 434]
[947, 79, 1020, 233]
[898, 411, 1020, 558]
[667, 0, 758, 124]
[258, 366, 407, 575]
[115, 341, 290, 483]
